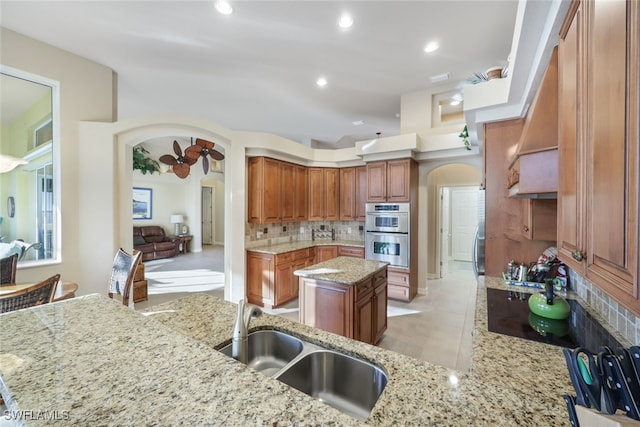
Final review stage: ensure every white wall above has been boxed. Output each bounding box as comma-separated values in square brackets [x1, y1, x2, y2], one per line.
[1, 28, 115, 290]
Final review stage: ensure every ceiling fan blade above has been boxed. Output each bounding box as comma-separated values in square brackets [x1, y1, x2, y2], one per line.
[184, 145, 202, 160]
[173, 140, 183, 156]
[173, 163, 190, 179]
[210, 150, 225, 161]
[196, 138, 214, 149]
[159, 154, 178, 165]
[202, 156, 209, 175]
[184, 156, 198, 165]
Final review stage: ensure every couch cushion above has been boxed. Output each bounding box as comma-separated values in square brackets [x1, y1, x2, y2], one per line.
[133, 235, 146, 246]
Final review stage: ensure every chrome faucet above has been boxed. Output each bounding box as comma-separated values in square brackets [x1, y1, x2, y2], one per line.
[231, 299, 263, 363]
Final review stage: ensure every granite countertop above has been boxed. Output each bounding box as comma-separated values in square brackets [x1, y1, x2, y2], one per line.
[1, 276, 625, 425]
[247, 239, 364, 255]
[293, 256, 388, 285]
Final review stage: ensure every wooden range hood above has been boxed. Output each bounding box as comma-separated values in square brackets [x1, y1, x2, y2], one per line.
[507, 47, 559, 199]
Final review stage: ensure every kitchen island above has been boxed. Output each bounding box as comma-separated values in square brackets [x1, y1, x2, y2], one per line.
[294, 256, 388, 345]
[1, 276, 630, 425]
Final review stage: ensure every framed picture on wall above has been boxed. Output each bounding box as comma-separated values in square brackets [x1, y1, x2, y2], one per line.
[132, 187, 152, 220]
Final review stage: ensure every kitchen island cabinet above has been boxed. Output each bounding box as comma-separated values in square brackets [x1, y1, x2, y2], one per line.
[295, 256, 388, 345]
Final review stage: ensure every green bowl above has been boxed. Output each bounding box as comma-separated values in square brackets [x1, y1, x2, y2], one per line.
[528, 292, 570, 320]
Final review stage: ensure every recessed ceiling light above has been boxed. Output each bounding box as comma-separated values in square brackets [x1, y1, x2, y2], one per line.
[215, 1, 233, 15]
[430, 72, 450, 83]
[316, 77, 328, 87]
[424, 41, 439, 53]
[450, 100, 461, 106]
[352, 120, 364, 126]
[338, 14, 353, 29]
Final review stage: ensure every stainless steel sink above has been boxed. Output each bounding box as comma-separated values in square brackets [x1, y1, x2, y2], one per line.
[274, 350, 388, 421]
[218, 330, 388, 420]
[218, 330, 304, 376]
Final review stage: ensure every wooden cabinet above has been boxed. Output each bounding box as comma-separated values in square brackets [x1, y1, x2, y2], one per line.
[309, 168, 340, 221]
[299, 268, 387, 345]
[387, 266, 416, 302]
[132, 262, 147, 303]
[339, 166, 367, 220]
[247, 157, 308, 224]
[315, 245, 338, 263]
[522, 199, 557, 241]
[366, 159, 416, 202]
[246, 248, 313, 308]
[337, 245, 365, 258]
[557, 0, 640, 316]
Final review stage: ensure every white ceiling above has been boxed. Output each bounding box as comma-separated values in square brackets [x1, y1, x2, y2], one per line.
[0, 1, 519, 148]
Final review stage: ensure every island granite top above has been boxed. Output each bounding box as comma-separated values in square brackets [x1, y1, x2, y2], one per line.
[1, 275, 615, 426]
[246, 239, 364, 255]
[293, 256, 388, 285]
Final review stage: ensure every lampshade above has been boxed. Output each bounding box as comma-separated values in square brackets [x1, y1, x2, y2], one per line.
[170, 214, 184, 224]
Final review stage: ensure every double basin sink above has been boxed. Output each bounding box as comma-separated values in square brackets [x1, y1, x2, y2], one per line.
[219, 330, 388, 421]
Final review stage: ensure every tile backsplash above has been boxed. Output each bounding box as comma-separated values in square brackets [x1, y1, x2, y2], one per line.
[568, 268, 640, 345]
[246, 221, 365, 248]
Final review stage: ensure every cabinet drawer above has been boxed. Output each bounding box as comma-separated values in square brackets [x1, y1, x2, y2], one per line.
[276, 252, 293, 264]
[355, 278, 374, 301]
[388, 284, 410, 301]
[373, 269, 387, 286]
[388, 269, 409, 287]
[338, 246, 365, 258]
[293, 248, 310, 260]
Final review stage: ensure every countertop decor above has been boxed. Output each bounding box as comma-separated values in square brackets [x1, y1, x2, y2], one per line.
[0, 276, 632, 425]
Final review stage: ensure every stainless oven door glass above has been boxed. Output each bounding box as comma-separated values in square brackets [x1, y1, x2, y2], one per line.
[365, 212, 409, 233]
[365, 232, 409, 267]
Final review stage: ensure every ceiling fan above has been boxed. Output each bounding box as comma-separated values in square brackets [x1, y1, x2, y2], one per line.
[159, 138, 224, 179]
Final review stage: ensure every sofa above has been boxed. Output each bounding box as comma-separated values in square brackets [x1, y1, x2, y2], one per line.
[133, 226, 178, 262]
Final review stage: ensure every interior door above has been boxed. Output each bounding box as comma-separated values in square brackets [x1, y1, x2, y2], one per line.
[451, 187, 478, 262]
[201, 186, 214, 245]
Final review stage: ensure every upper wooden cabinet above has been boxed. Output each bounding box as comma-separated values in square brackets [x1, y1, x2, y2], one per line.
[366, 159, 417, 202]
[248, 157, 308, 224]
[308, 168, 339, 221]
[339, 166, 367, 221]
[557, 0, 640, 316]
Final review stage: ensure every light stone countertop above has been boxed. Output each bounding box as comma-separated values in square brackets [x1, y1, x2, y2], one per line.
[1, 275, 624, 425]
[246, 239, 364, 255]
[293, 256, 388, 285]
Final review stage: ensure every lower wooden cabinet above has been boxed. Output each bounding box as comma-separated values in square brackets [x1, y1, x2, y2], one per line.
[247, 248, 313, 308]
[337, 245, 365, 258]
[314, 245, 338, 263]
[299, 268, 387, 345]
[387, 266, 416, 302]
[132, 263, 148, 303]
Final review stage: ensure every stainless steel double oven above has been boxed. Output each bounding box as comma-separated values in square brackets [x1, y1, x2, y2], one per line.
[365, 203, 410, 268]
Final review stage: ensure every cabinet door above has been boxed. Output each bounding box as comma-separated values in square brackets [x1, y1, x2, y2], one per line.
[339, 167, 356, 220]
[522, 199, 558, 241]
[557, 2, 585, 272]
[324, 168, 340, 221]
[274, 261, 292, 306]
[308, 168, 324, 221]
[247, 157, 263, 223]
[299, 278, 353, 338]
[280, 162, 295, 222]
[355, 287, 374, 344]
[294, 165, 308, 221]
[316, 246, 338, 263]
[366, 161, 387, 202]
[262, 158, 282, 223]
[373, 281, 388, 344]
[355, 166, 367, 220]
[246, 252, 274, 306]
[586, 0, 638, 302]
[386, 159, 411, 202]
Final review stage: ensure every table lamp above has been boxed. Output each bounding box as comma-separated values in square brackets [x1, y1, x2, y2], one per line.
[170, 214, 184, 236]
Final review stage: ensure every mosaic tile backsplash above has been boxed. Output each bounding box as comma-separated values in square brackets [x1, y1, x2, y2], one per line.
[246, 220, 365, 247]
[568, 268, 640, 345]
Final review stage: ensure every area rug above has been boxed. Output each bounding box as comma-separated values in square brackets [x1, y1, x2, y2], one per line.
[146, 269, 224, 294]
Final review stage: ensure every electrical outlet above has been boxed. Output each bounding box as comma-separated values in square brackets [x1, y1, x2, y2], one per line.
[347, 227, 352, 234]
[256, 231, 263, 239]
[300, 227, 305, 234]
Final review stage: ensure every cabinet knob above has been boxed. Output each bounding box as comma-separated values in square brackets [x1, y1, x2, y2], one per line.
[571, 250, 585, 262]
[523, 225, 529, 232]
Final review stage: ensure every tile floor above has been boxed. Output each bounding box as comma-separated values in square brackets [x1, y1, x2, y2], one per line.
[135, 246, 478, 372]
